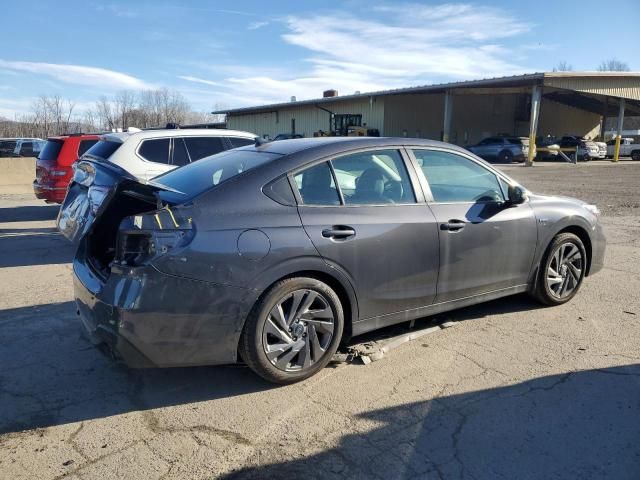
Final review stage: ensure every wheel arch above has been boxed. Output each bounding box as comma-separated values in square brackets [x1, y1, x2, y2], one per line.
[243, 264, 359, 346]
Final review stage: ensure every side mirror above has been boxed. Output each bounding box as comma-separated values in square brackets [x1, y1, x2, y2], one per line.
[507, 185, 527, 205]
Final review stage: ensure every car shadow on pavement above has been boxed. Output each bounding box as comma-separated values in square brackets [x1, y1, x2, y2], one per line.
[348, 293, 542, 347]
[221, 364, 640, 479]
[0, 302, 273, 435]
[0, 205, 60, 223]
[0, 228, 74, 267]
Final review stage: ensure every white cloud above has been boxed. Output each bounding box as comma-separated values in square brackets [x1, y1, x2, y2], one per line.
[248, 21, 269, 30]
[0, 60, 154, 90]
[178, 75, 225, 88]
[182, 3, 533, 108]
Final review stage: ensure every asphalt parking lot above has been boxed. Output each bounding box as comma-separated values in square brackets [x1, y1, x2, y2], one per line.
[1, 161, 639, 479]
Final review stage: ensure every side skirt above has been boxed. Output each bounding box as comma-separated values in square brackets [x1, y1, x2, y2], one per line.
[351, 284, 529, 337]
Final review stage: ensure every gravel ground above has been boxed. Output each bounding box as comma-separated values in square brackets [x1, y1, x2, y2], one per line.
[1, 161, 639, 480]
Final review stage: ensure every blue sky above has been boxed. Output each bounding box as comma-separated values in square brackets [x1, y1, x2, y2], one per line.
[1, 0, 638, 117]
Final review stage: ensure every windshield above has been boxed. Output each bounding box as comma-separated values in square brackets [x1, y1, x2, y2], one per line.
[83, 140, 122, 160]
[38, 139, 64, 161]
[152, 149, 282, 202]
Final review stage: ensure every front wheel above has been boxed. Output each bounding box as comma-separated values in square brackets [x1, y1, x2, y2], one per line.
[531, 233, 587, 306]
[631, 150, 640, 161]
[239, 277, 344, 384]
[498, 150, 514, 163]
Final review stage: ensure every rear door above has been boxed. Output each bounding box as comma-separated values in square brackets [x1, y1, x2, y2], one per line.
[409, 148, 537, 302]
[183, 136, 226, 162]
[138, 138, 172, 180]
[293, 148, 440, 320]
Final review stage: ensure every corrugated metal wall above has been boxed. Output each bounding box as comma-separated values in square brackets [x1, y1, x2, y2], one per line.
[226, 97, 385, 138]
[544, 77, 640, 101]
[383, 94, 444, 139]
[538, 99, 601, 138]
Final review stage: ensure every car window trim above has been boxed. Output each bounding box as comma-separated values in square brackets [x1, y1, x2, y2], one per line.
[407, 146, 520, 206]
[288, 145, 426, 208]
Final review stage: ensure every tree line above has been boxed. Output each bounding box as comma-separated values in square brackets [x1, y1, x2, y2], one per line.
[553, 58, 631, 72]
[0, 88, 226, 139]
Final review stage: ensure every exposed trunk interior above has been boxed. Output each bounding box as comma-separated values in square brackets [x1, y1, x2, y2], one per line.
[87, 182, 161, 279]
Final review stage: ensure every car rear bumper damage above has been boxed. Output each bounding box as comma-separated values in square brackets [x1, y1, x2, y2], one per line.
[73, 243, 255, 368]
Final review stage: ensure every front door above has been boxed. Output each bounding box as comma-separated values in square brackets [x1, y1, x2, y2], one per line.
[410, 148, 537, 303]
[293, 148, 439, 320]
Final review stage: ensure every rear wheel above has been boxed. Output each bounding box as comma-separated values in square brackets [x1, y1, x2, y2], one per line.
[531, 233, 587, 306]
[239, 277, 344, 384]
[631, 150, 640, 161]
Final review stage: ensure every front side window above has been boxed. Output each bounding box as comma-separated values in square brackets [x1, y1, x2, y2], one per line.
[227, 137, 255, 149]
[184, 137, 225, 161]
[331, 149, 415, 205]
[293, 162, 340, 206]
[139, 138, 170, 164]
[413, 149, 504, 203]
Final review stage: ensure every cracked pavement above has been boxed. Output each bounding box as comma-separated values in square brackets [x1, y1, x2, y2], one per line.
[1, 161, 639, 479]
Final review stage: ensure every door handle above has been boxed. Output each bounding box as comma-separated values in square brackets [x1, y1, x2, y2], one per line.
[440, 220, 466, 232]
[322, 226, 356, 239]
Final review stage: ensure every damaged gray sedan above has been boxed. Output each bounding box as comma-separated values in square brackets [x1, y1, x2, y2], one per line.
[58, 137, 605, 383]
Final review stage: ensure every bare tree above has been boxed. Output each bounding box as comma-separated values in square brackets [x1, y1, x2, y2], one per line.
[95, 96, 116, 131]
[552, 61, 573, 72]
[597, 58, 630, 72]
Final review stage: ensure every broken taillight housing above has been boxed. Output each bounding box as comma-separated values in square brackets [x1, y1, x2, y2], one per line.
[115, 228, 195, 267]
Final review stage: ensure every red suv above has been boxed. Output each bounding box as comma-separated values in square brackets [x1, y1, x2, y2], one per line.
[34, 134, 99, 203]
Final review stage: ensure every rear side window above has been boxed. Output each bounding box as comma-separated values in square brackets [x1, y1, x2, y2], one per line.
[38, 139, 63, 161]
[184, 137, 225, 161]
[228, 137, 255, 149]
[153, 150, 281, 203]
[331, 149, 415, 205]
[294, 162, 340, 206]
[139, 138, 170, 164]
[172, 138, 190, 166]
[84, 140, 122, 160]
[78, 139, 98, 156]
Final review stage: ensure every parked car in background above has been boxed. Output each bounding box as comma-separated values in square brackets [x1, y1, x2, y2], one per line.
[535, 136, 561, 161]
[0, 138, 18, 156]
[81, 128, 257, 181]
[594, 140, 607, 159]
[58, 137, 605, 384]
[606, 138, 640, 160]
[33, 134, 100, 203]
[466, 136, 531, 163]
[559, 136, 599, 162]
[12, 138, 45, 157]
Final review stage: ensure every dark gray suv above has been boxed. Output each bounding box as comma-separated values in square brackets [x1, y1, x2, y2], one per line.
[58, 137, 605, 383]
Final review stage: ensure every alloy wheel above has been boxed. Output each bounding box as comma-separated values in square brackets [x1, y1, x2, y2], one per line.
[546, 242, 583, 299]
[262, 289, 335, 372]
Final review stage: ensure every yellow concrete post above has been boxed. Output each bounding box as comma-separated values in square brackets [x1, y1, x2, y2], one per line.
[526, 85, 541, 167]
[613, 98, 625, 162]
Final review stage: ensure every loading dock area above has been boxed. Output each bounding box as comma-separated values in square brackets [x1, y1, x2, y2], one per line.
[215, 72, 640, 164]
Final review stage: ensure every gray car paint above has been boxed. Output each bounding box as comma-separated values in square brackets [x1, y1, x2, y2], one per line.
[63, 137, 606, 368]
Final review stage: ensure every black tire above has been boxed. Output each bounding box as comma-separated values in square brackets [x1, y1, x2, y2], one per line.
[239, 277, 344, 384]
[531, 232, 587, 306]
[498, 150, 514, 163]
[631, 150, 640, 161]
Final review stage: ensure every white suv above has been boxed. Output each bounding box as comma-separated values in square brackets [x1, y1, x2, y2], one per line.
[81, 129, 257, 180]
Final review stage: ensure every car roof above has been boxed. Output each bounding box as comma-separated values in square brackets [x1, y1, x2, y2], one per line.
[245, 136, 474, 159]
[101, 128, 256, 144]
